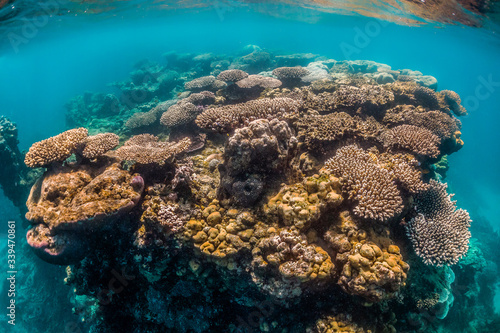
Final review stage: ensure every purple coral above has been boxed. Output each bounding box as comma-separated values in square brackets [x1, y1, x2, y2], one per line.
[26, 224, 87, 265]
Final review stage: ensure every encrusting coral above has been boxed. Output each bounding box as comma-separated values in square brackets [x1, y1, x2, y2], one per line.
[20, 51, 476, 333]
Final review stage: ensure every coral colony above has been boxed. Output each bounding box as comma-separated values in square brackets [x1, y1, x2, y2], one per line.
[8, 49, 477, 331]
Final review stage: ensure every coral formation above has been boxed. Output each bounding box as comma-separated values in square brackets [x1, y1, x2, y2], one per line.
[325, 145, 403, 222]
[381, 124, 441, 158]
[81, 133, 119, 159]
[195, 97, 300, 132]
[115, 134, 191, 165]
[406, 180, 472, 266]
[24, 128, 88, 168]
[16, 49, 477, 333]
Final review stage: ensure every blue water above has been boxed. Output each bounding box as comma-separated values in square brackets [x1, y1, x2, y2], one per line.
[1, 2, 500, 332]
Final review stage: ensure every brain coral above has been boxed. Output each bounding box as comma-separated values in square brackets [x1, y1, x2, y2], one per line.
[406, 179, 472, 266]
[195, 97, 300, 133]
[325, 145, 403, 222]
[115, 134, 191, 165]
[381, 124, 441, 158]
[25, 128, 88, 168]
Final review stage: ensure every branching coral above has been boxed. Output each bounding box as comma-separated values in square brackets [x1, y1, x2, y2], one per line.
[195, 97, 300, 133]
[297, 112, 384, 152]
[25, 128, 88, 168]
[81, 133, 119, 159]
[405, 179, 472, 266]
[381, 124, 441, 158]
[325, 145, 403, 222]
[216, 69, 249, 82]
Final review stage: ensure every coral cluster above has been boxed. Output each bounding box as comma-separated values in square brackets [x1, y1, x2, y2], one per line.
[19, 49, 476, 332]
[325, 145, 403, 222]
[406, 180, 472, 266]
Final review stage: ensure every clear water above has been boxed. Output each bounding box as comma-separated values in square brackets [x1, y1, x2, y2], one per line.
[1, 1, 500, 332]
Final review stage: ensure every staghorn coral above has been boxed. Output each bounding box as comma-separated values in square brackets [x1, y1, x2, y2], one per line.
[115, 135, 191, 165]
[216, 69, 249, 82]
[22, 53, 479, 333]
[80, 133, 119, 159]
[405, 179, 472, 266]
[386, 156, 430, 193]
[325, 145, 403, 222]
[195, 97, 300, 133]
[158, 204, 185, 234]
[25, 128, 88, 168]
[381, 124, 441, 158]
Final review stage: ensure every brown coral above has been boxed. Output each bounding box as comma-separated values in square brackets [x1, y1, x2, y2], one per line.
[115, 135, 191, 165]
[184, 75, 226, 92]
[25, 128, 88, 168]
[195, 97, 300, 133]
[25, 163, 144, 231]
[381, 124, 441, 158]
[297, 112, 384, 153]
[81, 133, 119, 159]
[216, 69, 249, 82]
[160, 101, 200, 127]
[325, 145, 403, 222]
[272, 66, 310, 80]
[235, 75, 282, 89]
[406, 179, 472, 266]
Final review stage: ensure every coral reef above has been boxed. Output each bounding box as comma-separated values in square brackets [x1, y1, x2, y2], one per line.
[16, 49, 479, 332]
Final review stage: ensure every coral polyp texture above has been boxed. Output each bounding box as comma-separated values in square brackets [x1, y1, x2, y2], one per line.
[20, 51, 477, 332]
